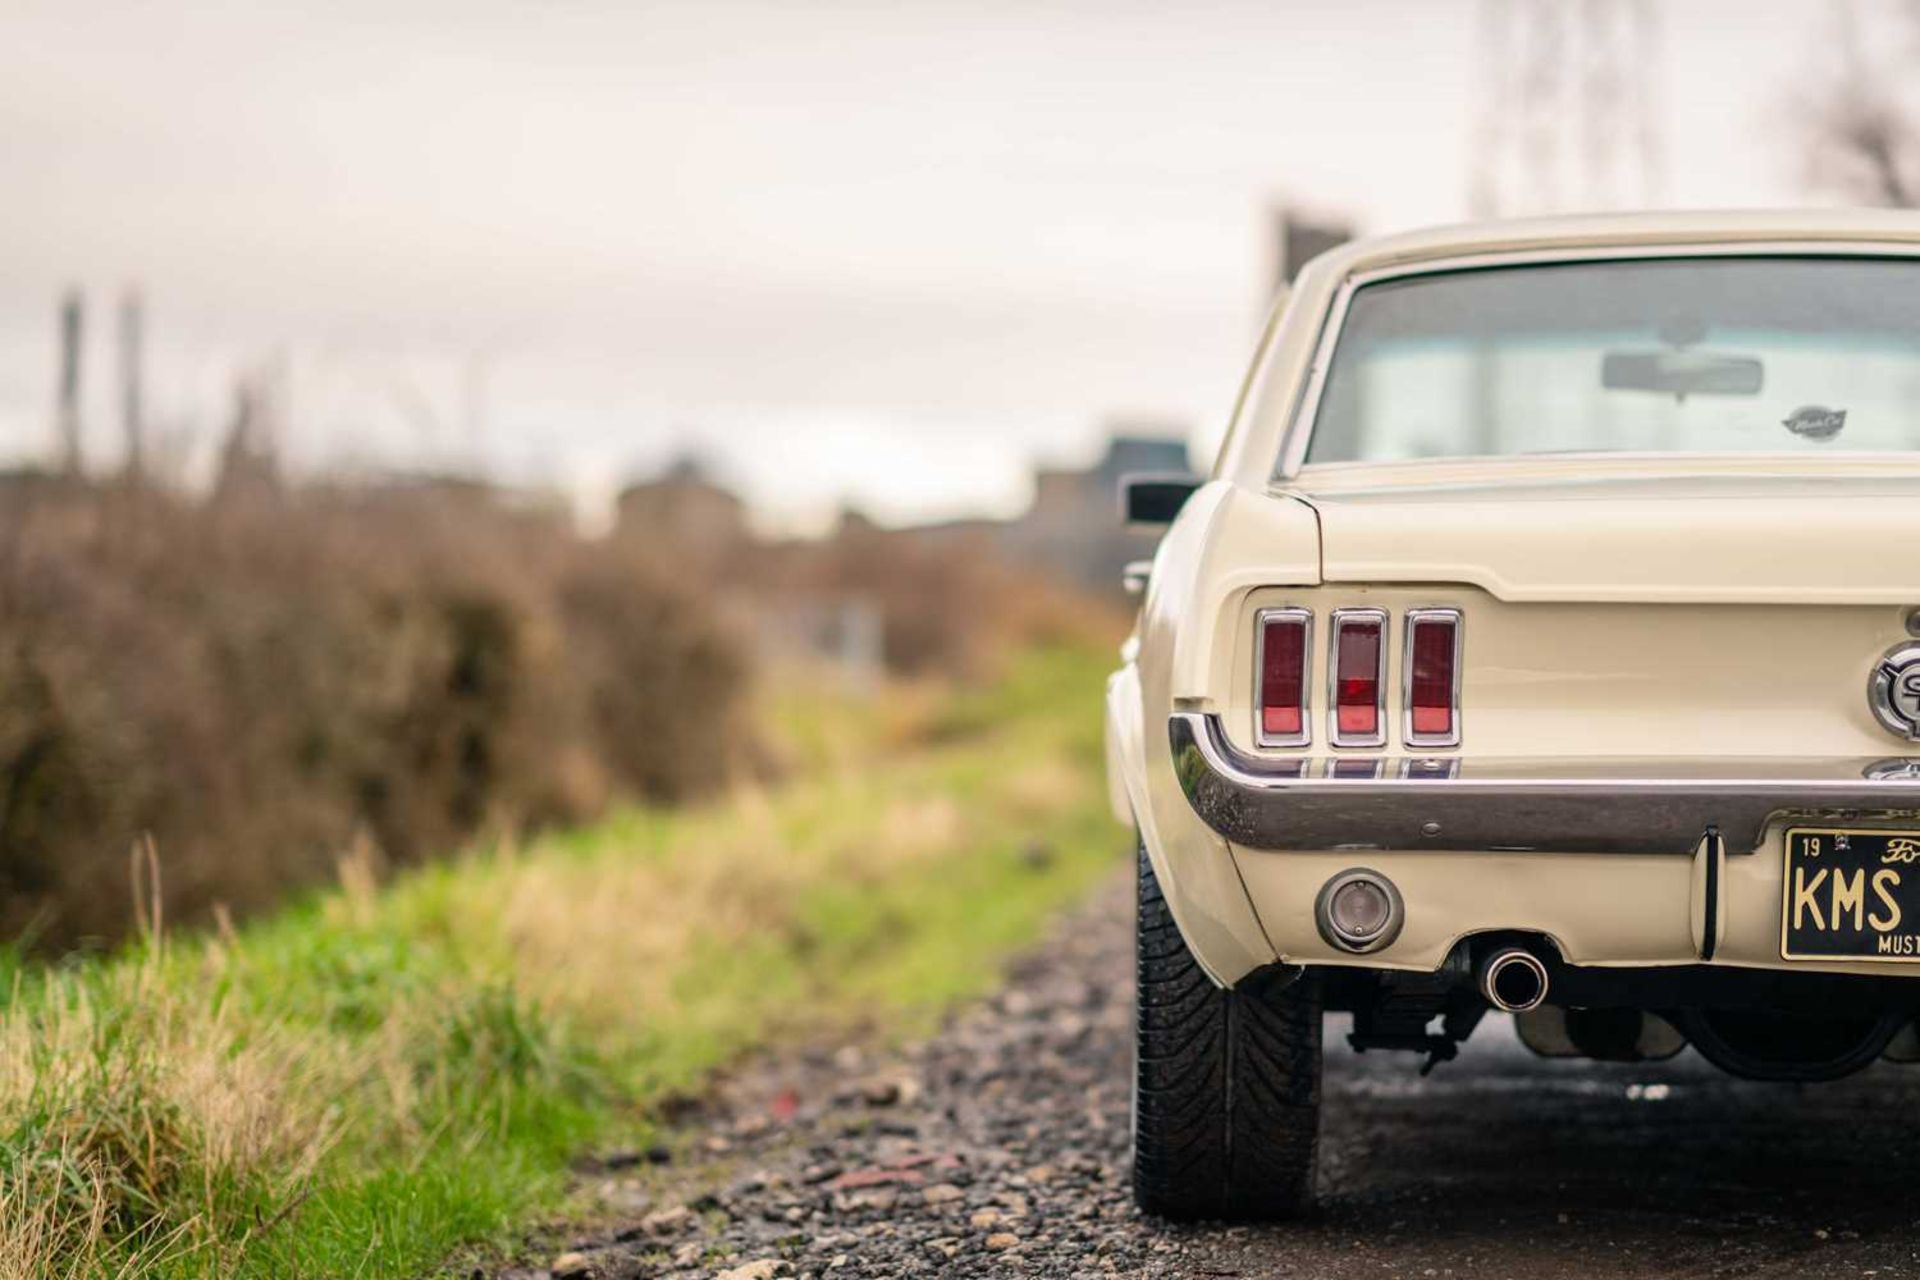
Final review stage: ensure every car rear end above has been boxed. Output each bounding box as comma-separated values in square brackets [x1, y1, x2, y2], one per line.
[1189, 239, 1920, 1069]
[1183, 469, 1920, 987]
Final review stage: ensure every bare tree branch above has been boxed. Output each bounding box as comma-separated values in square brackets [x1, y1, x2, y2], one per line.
[1800, 5, 1920, 207]
[1826, 87, 1918, 205]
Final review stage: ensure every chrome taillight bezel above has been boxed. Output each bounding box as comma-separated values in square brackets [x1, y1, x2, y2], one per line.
[1402, 607, 1463, 750]
[1253, 606, 1313, 748]
[1327, 607, 1388, 749]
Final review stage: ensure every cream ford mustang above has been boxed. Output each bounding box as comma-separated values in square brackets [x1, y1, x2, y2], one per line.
[1108, 211, 1920, 1221]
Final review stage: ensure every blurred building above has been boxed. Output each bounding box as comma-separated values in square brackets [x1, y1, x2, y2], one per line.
[907, 428, 1190, 596]
[616, 430, 1191, 616]
[1001, 431, 1189, 593]
[613, 455, 747, 561]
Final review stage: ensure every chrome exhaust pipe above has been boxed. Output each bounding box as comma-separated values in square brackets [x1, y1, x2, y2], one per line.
[1478, 947, 1549, 1013]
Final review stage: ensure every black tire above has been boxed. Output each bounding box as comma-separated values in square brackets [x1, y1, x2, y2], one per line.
[1132, 842, 1321, 1220]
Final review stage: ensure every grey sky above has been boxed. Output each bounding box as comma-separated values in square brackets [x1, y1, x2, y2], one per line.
[0, 0, 1877, 527]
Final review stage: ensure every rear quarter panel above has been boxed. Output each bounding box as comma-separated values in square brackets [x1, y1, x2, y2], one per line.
[1110, 481, 1323, 984]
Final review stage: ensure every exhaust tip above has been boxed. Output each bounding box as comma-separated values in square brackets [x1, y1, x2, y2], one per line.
[1314, 869, 1404, 953]
[1479, 947, 1549, 1012]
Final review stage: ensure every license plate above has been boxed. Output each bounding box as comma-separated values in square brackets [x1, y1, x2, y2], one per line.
[1782, 827, 1920, 961]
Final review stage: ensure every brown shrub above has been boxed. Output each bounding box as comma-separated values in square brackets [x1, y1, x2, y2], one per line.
[0, 466, 1118, 949]
[0, 479, 750, 949]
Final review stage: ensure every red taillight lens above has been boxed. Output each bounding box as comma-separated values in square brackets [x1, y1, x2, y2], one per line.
[1406, 610, 1460, 743]
[1331, 610, 1385, 743]
[1256, 610, 1310, 744]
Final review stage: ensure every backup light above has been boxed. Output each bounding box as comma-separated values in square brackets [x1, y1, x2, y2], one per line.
[1314, 868, 1404, 953]
[1329, 878, 1391, 938]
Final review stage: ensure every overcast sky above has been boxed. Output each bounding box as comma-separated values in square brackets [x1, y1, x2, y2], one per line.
[0, 0, 1896, 527]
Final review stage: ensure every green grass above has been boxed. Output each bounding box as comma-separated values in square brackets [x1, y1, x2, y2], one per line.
[0, 644, 1124, 1279]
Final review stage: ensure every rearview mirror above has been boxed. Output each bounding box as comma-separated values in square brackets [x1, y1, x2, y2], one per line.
[1121, 474, 1201, 525]
[1601, 350, 1764, 398]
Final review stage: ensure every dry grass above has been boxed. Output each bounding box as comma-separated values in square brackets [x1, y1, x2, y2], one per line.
[0, 956, 328, 1274]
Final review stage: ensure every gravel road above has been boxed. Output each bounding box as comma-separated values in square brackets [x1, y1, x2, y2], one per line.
[493, 871, 1920, 1279]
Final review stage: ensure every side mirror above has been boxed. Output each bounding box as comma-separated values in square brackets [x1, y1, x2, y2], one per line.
[1121, 473, 1201, 526]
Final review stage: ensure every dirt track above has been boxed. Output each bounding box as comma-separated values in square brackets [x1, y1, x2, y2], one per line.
[497, 871, 1920, 1279]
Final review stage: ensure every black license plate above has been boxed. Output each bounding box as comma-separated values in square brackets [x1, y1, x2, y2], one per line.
[1783, 827, 1920, 961]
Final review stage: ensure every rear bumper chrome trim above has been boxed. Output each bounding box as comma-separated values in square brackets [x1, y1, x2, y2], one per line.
[1169, 712, 1920, 856]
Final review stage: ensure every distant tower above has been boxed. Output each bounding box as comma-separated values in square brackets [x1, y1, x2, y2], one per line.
[215, 359, 287, 500]
[118, 287, 145, 480]
[1471, 0, 1664, 217]
[55, 289, 83, 475]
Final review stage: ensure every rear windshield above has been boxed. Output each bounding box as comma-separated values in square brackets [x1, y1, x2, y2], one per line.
[1301, 256, 1920, 466]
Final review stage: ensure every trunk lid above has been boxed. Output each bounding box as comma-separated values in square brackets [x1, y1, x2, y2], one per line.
[1292, 466, 1920, 604]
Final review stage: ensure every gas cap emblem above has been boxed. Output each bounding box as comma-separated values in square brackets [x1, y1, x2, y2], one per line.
[1871, 643, 1920, 741]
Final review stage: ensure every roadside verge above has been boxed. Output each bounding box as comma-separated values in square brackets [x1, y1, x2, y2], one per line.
[0, 645, 1123, 1279]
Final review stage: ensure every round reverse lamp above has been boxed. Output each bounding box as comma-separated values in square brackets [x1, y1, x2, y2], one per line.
[1315, 869, 1404, 953]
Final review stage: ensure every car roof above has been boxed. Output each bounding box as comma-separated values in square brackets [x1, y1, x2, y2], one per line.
[1299, 208, 1920, 284]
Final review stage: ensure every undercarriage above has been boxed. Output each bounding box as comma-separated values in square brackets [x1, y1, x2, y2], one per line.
[1320, 935, 1920, 1082]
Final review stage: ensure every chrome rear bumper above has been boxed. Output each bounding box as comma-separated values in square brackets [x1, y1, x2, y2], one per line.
[1170, 712, 1920, 856]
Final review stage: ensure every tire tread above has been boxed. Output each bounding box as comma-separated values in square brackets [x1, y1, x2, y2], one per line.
[1131, 844, 1320, 1220]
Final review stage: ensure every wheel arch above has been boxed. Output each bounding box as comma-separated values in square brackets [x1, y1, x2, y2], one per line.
[1107, 658, 1276, 987]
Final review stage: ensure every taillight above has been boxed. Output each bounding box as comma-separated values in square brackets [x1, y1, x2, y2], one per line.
[1404, 608, 1462, 748]
[1255, 608, 1311, 746]
[1328, 608, 1386, 747]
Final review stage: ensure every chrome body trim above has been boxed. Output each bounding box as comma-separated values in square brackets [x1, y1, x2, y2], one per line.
[1252, 606, 1313, 748]
[1274, 267, 1357, 478]
[1327, 607, 1388, 749]
[1401, 607, 1463, 750]
[1169, 711, 1920, 856]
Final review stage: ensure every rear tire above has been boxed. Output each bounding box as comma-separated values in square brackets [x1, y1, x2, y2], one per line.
[1131, 842, 1321, 1220]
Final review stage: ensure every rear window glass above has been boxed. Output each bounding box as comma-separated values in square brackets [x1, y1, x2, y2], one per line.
[1301, 257, 1920, 466]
